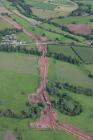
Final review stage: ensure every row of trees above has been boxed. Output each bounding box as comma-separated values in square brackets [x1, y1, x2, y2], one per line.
[0, 44, 80, 65]
[47, 82, 93, 96]
[0, 102, 44, 120]
[39, 26, 80, 42]
[47, 51, 81, 65]
[47, 84, 82, 116]
[7, 0, 32, 17]
[21, 102, 44, 119]
[0, 45, 41, 56]
[0, 28, 22, 36]
[70, 3, 93, 16]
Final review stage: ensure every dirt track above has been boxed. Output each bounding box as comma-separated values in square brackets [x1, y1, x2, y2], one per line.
[2, 15, 93, 140]
[4, 131, 17, 140]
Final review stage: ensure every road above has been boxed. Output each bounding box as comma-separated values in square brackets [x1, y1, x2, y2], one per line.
[1, 15, 93, 140]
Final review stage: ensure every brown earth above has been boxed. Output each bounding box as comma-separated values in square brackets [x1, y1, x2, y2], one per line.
[4, 131, 17, 140]
[67, 24, 92, 35]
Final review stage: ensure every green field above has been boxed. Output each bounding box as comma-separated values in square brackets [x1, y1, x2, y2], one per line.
[0, 19, 12, 29]
[25, 0, 76, 10]
[48, 59, 93, 133]
[57, 90, 93, 134]
[0, 52, 39, 113]
[52, 16, 93, 27]
[48, 45, 79, 59]
[21, 130, 77, 140]
[25, 0, 77, 18]
[72, 47, 93, 64]
[1, 0, 93, 139]
[48, 59, 93, 89]
[10, 14, 74, 42]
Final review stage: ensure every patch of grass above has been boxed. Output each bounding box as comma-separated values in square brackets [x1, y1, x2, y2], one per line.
[72, 47, 93, 64]
[0, 52, 39, 113]
[52, 16, 93, 27]
[0, 19, 12, 29]
[57, 90, 93, 134]
[48, 59, 93, 89]
[16, 32, 36, 48]
[48, 45, 79, 59]
[22, 130, 77, 140]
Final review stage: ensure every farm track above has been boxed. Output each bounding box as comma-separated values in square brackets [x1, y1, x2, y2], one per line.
[2, 15, 93, 140]
[4, 131, 17, 140]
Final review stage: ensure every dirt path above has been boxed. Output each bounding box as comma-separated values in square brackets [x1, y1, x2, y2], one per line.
[4, 131, 17, 140]
[2, 15, 93, 140]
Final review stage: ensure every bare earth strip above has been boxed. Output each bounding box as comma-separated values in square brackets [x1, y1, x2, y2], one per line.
[2, 14, 93, 140]
[4, 131, 17, 140]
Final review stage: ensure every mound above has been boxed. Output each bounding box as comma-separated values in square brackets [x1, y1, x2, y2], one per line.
[67, 24, 92, 35]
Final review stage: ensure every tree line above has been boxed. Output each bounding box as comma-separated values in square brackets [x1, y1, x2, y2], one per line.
[47, 51, 81, 65]
[7, 0, 32, 17]
[47, 82, 93, 96]
[0, 44, 41, 56]
[70, 2, 93, 16]
[0, 28, 22, 36]
[0, 102, 44, 120]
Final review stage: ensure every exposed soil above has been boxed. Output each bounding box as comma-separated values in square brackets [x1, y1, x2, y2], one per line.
[67, 24, 92, 35]
[4, 131, 17, 140]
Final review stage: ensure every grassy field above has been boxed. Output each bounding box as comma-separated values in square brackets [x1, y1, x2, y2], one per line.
[48, 59, 93, 133]
[0, 52, 39, 113]
[0, 119, 77, 140]
[48, 58, 93, 89]
[56, 89, 93, 134]
[10, 14, 73, 42]
[72, 47, 93, 64]
[52, 16, 93, 27]
[25, 0, 77, 19]
[48, 45, 79, 59]
[21, 129, 77, 140]
[0, 19, 12, 29]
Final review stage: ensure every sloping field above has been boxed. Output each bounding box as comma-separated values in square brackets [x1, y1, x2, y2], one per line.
[0, 52, 39, 113]
[72, 47, 93, 64]
[48, 59, 93, 133]
[21, 130, 77, 140]
[0, 18, 12, 29]
[57, 89, 93, 134]
[52, 16, 93, 27]
[67, 24, 92, 35]
[25, 0, 78, 19]
[48, 45, 79, 59]
[48, 59, 93, 89]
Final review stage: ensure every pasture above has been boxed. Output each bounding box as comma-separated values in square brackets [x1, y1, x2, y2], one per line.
[52, 16, 93, 27]
[48, 45, 79, 59]
[0, 52, 39, 113]
[57, 89, 93, 134]
[25, 0, 77, 19]
[48, 59, 93, 133]
[72, 47, 93, 64]
[0, 18, 12, 29]
[48, 58, 93, 89]
[21, 129, 77, 140]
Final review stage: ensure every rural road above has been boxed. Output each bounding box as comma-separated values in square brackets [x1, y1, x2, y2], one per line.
[1, 14, 93, 140]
